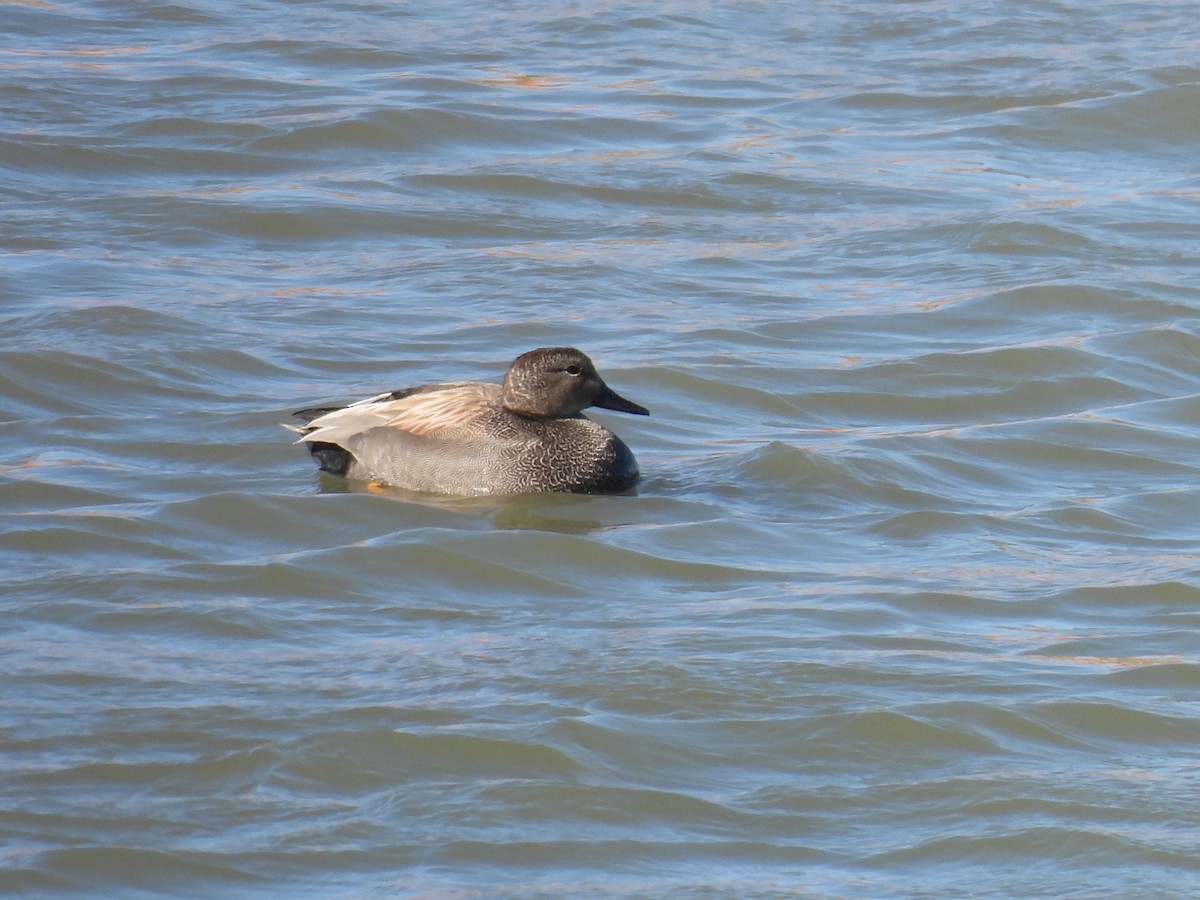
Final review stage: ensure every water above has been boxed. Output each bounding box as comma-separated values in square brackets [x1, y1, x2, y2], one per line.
[3, 1, 1200, 896]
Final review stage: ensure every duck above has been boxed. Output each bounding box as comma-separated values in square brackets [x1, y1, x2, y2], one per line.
[285, 347, 649, 495]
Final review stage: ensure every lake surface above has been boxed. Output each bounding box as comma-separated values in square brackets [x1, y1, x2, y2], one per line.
[3, 1, 1200, 896]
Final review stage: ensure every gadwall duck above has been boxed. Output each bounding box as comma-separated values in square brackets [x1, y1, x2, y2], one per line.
[286, 347, 649, 495]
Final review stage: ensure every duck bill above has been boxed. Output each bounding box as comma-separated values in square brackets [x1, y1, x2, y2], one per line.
[595, 384, 650, 416]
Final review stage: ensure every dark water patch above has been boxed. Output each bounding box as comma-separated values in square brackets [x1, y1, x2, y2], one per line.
[172, 195, 496, 244]
[475, 781, 760, 838]
[79, 598, 290, 641]
[998, 82, 1200, 156]
[279, 536, 588, 603]
[3, 302, 241, 357]
[1105, 392, 1200, 433]
[962, 790, 1177, 828]
[957, 283, 1193, 336]
[430, 837, 831, 879]
[967, 219, 1101, 256]
[807, 709, 1002, 761]
[1013, 502, 1168, 544]
[550, 652, 820, 721]
[0, 130, 295, 181]
[807, 372, 1146, 427]
[481, 494, 721, 534]
[19, 845, 268, 899]
[1089, 325, 1200, 390]
[131, 553, 551, 617]
[770, 288, 1200, 386]
[910, 702, 1099, 754]
[871, 824, 1185, 871]
[869, 509, 1005, 541]
[723, 439, 1034, 525]
[165, 193, 595, 245]
[1105, 663, 1200, 690]
[207, 38, 425, 76]
[7, 562, 366, 637]
[156, 491, 445, 558]
[275, 728, 579, 793]
[247, 105, 694, 159]
[406, 170, 785, 214]
[0, 478, 129, 514]
[15, 742, 281, 797]
[1022, 700, 1200, 748]
[0, 523, 199, 571]
[727, 441, 863, 491]
[459, 527, 790, 592]
[550, 716, 764, 789]
[887, 589, 1038, 618]
[647, 367, 805, 426]
[915, 343, 1108, 381]
[0, 351, 191, 418]
[1027, 631, 1197, 668]
[946, 430, 1199, 485]
[0, 348, 206, 420]
[837, 88, 1106, 122]
[609, 520, 844, 592]
[1045, 580, 1200, 617]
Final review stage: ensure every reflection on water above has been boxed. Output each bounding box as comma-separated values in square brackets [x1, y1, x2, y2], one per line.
[315, 473, 639, 533]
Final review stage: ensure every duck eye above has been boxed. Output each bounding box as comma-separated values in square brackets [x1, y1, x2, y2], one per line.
[564, 365, 583, 377]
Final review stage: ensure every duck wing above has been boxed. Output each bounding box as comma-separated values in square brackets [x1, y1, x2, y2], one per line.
[290, 381, 498, 447]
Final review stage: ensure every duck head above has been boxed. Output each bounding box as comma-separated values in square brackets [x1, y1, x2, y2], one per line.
[501, 347, 650, 419]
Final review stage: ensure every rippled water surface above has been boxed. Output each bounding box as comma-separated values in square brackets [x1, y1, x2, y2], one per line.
[4, 1, 1200, 897]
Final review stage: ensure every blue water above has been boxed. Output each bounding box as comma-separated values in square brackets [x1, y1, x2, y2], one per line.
[3, 1, 1200, 897]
